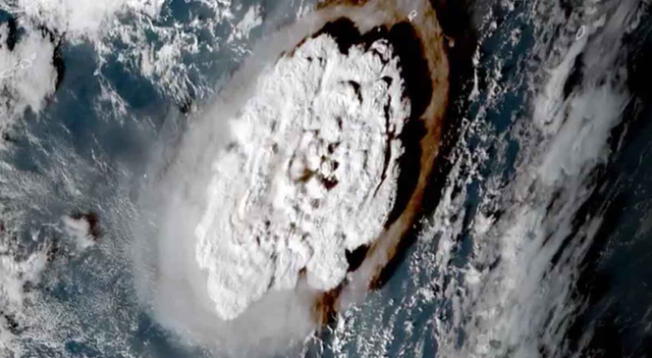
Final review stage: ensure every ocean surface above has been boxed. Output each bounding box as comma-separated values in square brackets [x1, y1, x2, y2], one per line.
[0, 0, 651, 357]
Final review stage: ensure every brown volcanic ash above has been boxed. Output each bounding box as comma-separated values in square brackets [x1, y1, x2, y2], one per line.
[309, 0, 450, 323]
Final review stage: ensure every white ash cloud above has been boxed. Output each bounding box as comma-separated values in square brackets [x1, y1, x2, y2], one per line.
[133, 10, 412, 354]
[195, 32, 409, 320]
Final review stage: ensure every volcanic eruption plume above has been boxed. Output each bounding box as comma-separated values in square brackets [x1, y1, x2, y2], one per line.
[133, 0, 449, 354]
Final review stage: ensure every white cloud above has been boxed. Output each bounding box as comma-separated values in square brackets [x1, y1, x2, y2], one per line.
[0, 22, 57, 134]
